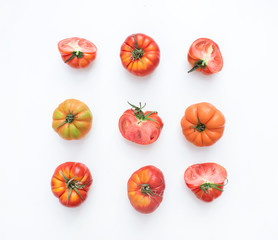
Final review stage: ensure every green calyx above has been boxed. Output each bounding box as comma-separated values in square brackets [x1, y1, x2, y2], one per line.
[191, 115, 206, 132]
[128, 102, 158, 124]
[65, 51, 84, 63]
[140, 184, 162, 203]
[188, 59, 207, 73]
[57, 113, 78, 129]
[130, 35, 144, 62]
[199, 182, 224, 194]
[61, 171, 88, 206]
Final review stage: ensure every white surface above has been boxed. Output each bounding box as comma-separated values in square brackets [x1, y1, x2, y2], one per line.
[1, 0, 278, 239]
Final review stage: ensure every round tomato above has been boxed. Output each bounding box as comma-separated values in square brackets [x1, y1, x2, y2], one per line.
[187, 38, 223, 74]
[120, 33, 160, 76]
[52, 99, 92, 140]
[58, 37, 97, 68]
[127, 165, 165, 214]
[184, 163, 227, 202]
[181, 102, 225, 147]
[118, 102, 163, 145]
[51, 162, 93, 207]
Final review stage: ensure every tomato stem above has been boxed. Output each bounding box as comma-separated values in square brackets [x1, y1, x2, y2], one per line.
[188, 59, 207, 73]
[199, 182, 224, 194]
[128, 102, 158, 124]
[65, 51, 84, 63]
[57, 113, 78, 129]
[60, 171, 87, 206]
[129, 35, 144, 63]
[191, 115, 206, 132]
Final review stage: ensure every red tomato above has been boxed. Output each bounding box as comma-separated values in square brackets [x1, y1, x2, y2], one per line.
[120, 33, 160, 76]
[188, 38, 223, 74]
[118, 102, 163, 145]
[51, 162, 92, 207]
[184, 163, 227, 202]
[127, 165, 165, 214]
[58, 37, 97, 68]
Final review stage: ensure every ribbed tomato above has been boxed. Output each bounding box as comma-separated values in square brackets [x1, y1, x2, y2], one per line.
[127, 165, 165, 214]
[188, 38, 223, 74]
[184, 163, 227, 202]
[120, 33, 160, 76]
[51, 162, 93, 207]
[58, 37, 97, 68]
[181, 102, 225, 147]
[52, 99, 92, 140]
[119, 102, 163, 145]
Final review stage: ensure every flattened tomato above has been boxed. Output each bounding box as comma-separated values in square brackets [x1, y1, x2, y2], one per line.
[127, 165, 165, 214]
[52, 99, 92, 140]
[181, 102, 225, 147]
[58, 37, 97, 68]
[120, 33, 160, 76]
[188, 38, 223, 74]
[184, 163, 227, 202]
[51, 162, 93, 207]
[119, 102, 163, 145]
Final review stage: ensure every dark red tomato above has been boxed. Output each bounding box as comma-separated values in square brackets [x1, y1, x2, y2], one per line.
[120, 33, 160, 76]
[188, 38, 223, 74]
[127, 165, 165, 214]
[51, 162, 92, 207]
[184, 163, 227, 202]
[118, 102, 163, 145]
[58, 37, 97, 68]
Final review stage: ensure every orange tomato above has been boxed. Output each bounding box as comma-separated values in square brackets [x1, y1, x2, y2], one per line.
[127, 165, 165, 214]
[52, 99, 92, 140]
[120, 33, 160, 76]
[58, 37, 97, 68]
[51, 162, 93, 207]
[181, 102, 225, 147]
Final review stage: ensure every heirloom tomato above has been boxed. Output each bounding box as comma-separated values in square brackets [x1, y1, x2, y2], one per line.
[184, 163, 227, 202]
[58, 37, 97, 68]
[181, 102, 225, 147]
[52, 99, 92, 140]
[51, 162, 92, 207]
[119, 102, 163, 145]
[188, 38, 223, 74]
[120, 33, 160, 76]
[127, 165, 165, 214]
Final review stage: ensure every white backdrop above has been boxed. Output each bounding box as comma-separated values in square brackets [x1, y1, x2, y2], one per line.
[1, 0, 278, 239]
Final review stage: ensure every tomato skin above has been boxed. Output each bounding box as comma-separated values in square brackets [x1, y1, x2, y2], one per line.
[180, 102, 225, 147]
[58, 37, 97, 68]
[120, 33, 160, 76]
[188, 38, 223, 74]
[51, 162, 92, 207]
[184, 163, 227, 202]
[118, 103, 163, 145]
[127, 165, 165, 214]
[52, 99, 93, 140]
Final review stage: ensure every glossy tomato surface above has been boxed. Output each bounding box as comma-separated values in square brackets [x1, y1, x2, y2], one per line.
[188, 38, 223, 74]
[119, 102, 163, 145]
[52, 99, 93, 140]
[184, 163, 227, 202]
[51, 162, 93, 207]
[58, 37, 97, 68]
[181, 102, 225, 147]
[127, 165, 165, 214]
[120, 33, 160, 76]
